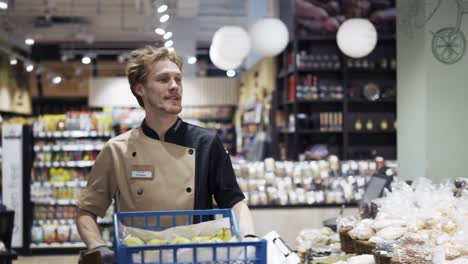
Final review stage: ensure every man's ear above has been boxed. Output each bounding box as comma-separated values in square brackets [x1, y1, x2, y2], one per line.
[134, 83, 145, 96]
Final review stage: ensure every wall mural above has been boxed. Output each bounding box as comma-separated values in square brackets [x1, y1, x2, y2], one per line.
[400, 0, 467, 65]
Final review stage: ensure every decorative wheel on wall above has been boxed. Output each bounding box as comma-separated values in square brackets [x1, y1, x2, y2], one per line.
[432, 27, 466, 64]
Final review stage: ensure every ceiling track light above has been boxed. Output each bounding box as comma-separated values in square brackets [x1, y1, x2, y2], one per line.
[163, 32, 172, 40]
[155, 28, 166, 35]
[81, 56, 92, 64]
[157, 4, 168, 13]
[160, 14, 170, 23]
[25, 63, 34, 72]
[10, 57, 18, 65]
[25, 38, 35, 46]
[0, 1, 8, 10]
[164, 40, 173, 48]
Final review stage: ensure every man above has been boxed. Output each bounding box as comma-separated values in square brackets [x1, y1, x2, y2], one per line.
[76, 46, 256, 263]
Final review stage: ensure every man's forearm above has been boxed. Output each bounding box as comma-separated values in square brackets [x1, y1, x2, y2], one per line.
[76, 209, 106, 250]
[232, 201, 256, 236]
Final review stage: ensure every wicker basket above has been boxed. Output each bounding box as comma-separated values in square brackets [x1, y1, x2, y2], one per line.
[354, 240, 376, 254]
[373, 250, 391, 264]
[339, 230, 355, 254]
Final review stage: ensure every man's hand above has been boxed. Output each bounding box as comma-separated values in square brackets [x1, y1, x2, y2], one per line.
[79, 246, 116, 264]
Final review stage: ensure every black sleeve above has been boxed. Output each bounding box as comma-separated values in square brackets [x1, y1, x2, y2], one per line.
[209, 136, 245, 208]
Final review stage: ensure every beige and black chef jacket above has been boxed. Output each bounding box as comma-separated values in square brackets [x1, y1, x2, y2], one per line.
[77, 118, 245, 219]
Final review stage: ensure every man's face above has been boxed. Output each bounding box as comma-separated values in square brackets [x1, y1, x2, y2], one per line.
[136, 59, 183, 115]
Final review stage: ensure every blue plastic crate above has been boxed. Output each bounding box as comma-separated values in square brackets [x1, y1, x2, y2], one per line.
[113, 209, 267, 264]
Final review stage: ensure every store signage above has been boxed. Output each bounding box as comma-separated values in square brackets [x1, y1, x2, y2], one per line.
[1, 124, 24, 247]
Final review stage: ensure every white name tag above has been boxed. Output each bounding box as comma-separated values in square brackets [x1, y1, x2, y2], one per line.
[131, 170, 153, 179]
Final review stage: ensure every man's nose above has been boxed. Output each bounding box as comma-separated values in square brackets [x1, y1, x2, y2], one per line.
[169, 79, 179, 90]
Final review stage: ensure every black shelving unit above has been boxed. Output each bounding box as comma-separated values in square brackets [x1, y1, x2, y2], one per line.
[273, 34, 397, 160]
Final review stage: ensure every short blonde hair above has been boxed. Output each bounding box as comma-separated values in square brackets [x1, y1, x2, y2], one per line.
[126, 46, 183, 107]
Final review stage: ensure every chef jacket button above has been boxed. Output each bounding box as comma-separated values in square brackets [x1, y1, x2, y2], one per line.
[137, 188, 143, 195]
[132, 152, 137, 157]
[188, 149, 194, 155]
[186, 187, 192, 193]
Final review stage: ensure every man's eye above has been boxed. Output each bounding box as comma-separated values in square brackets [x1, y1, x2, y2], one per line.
[175, 78, 182, 83]
[159, 78, 168, 82]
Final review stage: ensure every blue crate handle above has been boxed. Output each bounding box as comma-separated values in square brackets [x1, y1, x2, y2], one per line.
[112, 209, 267, 264]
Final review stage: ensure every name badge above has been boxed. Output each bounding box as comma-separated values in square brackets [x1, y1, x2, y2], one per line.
[131, 165, 154, 179]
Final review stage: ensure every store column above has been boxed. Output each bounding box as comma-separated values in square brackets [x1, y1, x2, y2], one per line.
[397, 0, 468, 182]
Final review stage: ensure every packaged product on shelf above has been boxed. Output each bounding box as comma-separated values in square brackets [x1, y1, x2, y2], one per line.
[56, 221, 71, 243]
[69, 224, 82, 243]
[31, 221, 44, 244]
[43, 221, 57, 244]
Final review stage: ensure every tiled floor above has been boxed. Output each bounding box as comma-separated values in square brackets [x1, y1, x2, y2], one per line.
[14, 255, 79, 264]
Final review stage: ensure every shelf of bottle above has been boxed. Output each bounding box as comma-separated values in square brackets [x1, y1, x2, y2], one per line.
[281, 100, 344, 105]
[33, 218, 111, 225]
[279, 129, 343, 134]
[348, 130, 396, 134]
[347, 68, 396, 74]
[30, 241, 112, 249]
[32, 181, 87, 188]
[34, 144, 105, 152]
[278, 68, 341, 79]
[347, 99, 396, 103]
[32, 199, 78, 205]
[34, 131, 114, 139]
[33, 160, 95, 168]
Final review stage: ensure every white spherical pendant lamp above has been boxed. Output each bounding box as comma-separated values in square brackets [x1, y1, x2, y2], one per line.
[250, 18, 289, 57]
[336, 18, 377, 58]
[212, 26, 250, 61]
[209, 44, 243, 71]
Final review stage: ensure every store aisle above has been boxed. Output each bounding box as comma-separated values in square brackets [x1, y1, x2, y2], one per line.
[14, 255, 79, 264]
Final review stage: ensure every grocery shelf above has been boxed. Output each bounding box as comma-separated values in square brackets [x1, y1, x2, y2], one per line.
[33, 181, 87, 188]
[33, 144, 105, 152]
[33, 160, 95, 168]
[30, 242, 112, 249]
[34, 131, 114, 139]
[30, 242, 87, 249]
[32, 199, 78, 205]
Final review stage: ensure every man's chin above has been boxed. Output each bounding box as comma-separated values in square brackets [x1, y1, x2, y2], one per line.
[165, 106, 182, 115]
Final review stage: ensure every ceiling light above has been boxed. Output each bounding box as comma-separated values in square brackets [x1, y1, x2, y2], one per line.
[163, 32, 172, 40]
[187, 56, 197, 64]
[168, 47, 175, 52]
[26, 64, 34, 72]
[157, 4, 168, 13]
[226, 70, 236, 78]
[160, 14, 170, 23]
[10, 58, 17, 65]
[0, 1, 8, 10]
[164, 40, 173, 48]
[52, 76, 62, 84]
[25, 38, 35, 46]
[155, 28, 165, 35]
[81, 56, 91, 64]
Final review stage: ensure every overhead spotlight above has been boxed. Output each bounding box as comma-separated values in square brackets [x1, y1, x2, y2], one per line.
[10, 57, 18, 65]
[226, 70, 236, 78]
[52, 76, 62, 84]
[187, 56, 197, 64]
[0, 1, 8, 10]
[163, 32, 172, 40]
[157, 4, 168, 13]
[160, 14, 169, 23]
[81, 56, 91, 64]
[164, 40, 173, 48]
[26, 64, 34, 72]
[25, 38, 35, 46]
[168, 47, 175, 52]
[155, 28, 165, 35]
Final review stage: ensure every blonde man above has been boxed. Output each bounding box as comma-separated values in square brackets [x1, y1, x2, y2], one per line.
[76, 47, 255, 263]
